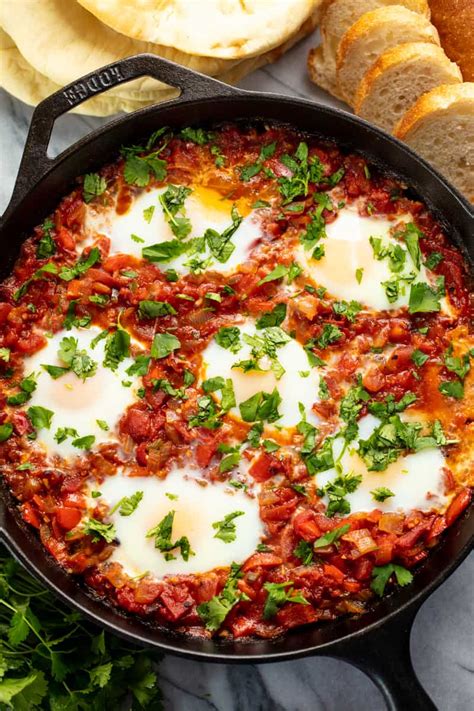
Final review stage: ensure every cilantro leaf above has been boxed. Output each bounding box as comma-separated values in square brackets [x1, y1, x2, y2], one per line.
[146, 510, 193, 561]
[212, 511, 245, 543]
[142, 239, 189, 262]
[293, 539, 313, 565]
[263, 581, 308, 619]
[313, 523, 350, 549]
[71, 435, 95, 450]
[151, 332, 181, 359]
[83, 518, 116, 543]
[411, 349, 429, 367]
[83, 173, 106, 203]
[36, 218, 56, 259]
[27, 406, 53, 430]
[439, 379, 464, 399]
[110, 491, 143, 517]
[408, 282, 441, 313]
[371, 563, 413, 597]
[103, 329, 130, 371]
[159, 184, 192, 239]
[258, 264, 288, 285]
[256, 303, 287, 329]
[197, 564, 245, 631]
[371, 487, 395, 502]
[138, 300, 177, 319]
[180, 127, 214, 144]
[317, 324, 343, 349]
[239, 388, 282, 423]
[215, 326, 241, 353]
[59, 247, 100, 282]
[0, 423, 14, 442]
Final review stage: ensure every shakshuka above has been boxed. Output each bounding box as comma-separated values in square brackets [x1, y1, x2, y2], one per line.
[0, 123, 472, 639]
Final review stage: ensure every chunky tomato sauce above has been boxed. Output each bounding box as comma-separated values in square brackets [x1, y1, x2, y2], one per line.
[0, 123, 472, 640]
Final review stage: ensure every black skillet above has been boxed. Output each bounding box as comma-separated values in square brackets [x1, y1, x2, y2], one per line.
[1, 54, 473, 711]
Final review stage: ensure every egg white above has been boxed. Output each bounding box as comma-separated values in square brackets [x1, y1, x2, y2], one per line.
[317, 414, 449, 514]
[200, 318, 321, 430]
[85, 185, 261, 273]
[295, 207, 430, 311]
[95, 466, 264, 579]
[22, 326, 138, 458]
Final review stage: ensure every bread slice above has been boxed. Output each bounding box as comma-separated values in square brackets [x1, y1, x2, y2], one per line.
[429, 0, 474, 81]
[336, 6, 440, 104]
[307, 0, 430, 98]
[395, 83, 474, 202]
[354, 42, 462, 133]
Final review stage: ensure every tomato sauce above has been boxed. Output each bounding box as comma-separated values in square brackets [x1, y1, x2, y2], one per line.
[0, 123, 472, 639]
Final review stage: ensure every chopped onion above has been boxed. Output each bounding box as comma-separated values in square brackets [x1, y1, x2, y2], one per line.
[342, 528, 378, 557]
[378, 513, 404, 534]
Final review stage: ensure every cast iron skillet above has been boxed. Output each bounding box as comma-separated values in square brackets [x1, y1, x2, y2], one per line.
[1, 54, 473, 711]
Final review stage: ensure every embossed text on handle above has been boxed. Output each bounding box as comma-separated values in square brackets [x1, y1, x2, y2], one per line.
[62, 65, 126, 106]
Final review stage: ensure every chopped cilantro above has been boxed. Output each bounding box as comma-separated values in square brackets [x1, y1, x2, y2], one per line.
[146, 510, 193, 561]
[27, 406, 53, 430]
[215, 326, 241, 353]
[410, 349, 428, 367]
[71, 435, 95, 450]
[313, 524, 350, 549]
[0, 423, 13, 442]
[408, 282, 441, 313]
[293, 539, 313, 565]
[59, 247, 100, 282]
[439, 380, 464, 400]
[142, 239, 189, 263]
[180, 127, 214, 144]
[205, 206, 242, 263]
[83, 518, 116, 543]
[263, 581, 308, 619]
[7, 373, 37, 406]
[256, 303, 287, 329]
[138, 300, 177, 319]
[212, 511, 245, 543]
[83, 173, 106, 203]
[239, 388, 282, 424]
[332, 300, 362, 323]
[36, 218, 56, 259]
[371, 563, 413, 597]
[151, 332, 181, 359]
[103, 329, 130, 371]
[197, 564, 246, 631]
[110, 491, 143, 517]
[371, 487, 395, 502]
[317, 324, 343, 349]
[424, 252, 444, 270]
[159, 184, 192, 239]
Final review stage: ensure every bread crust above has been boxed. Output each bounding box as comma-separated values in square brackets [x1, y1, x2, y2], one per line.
[336, 6, 438, 72]
[429, 0, 474, 81]
[394, 82, 474, 138]
[354, 42, 462, 113]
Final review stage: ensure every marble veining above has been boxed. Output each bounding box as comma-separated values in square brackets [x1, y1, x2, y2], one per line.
[0, 29, 472, 711]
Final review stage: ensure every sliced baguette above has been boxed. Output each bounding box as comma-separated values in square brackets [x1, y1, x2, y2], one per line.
[336, 6, 440, 104]
[307, 0, 429, 98]
[395, 83, 474, 201]
[354, 42, 462, 133]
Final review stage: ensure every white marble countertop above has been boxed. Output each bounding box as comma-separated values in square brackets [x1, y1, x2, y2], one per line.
[1, 29, 472, 711]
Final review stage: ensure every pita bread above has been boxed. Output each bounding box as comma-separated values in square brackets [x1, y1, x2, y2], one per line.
[0, 0, 245, 101]
[0, 10, 318, 116]
[0, 28, 174, 115]
[77, 0, 321, 59]
[220, 11, 319, 82]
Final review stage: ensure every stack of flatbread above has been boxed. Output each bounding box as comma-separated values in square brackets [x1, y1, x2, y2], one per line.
[0, 0, 324, 115]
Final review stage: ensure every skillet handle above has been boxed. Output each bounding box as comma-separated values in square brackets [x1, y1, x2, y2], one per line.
[5, 53, 240, 218]
[328, 604, 436, 711]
